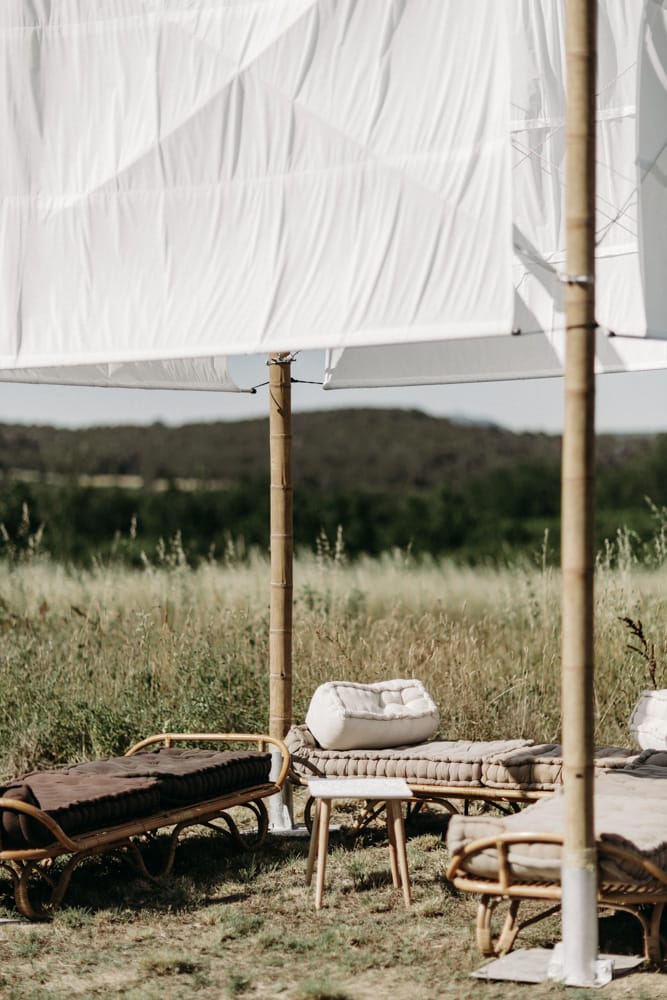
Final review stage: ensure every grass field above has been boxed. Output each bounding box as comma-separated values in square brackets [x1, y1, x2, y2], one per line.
[2, 792, 667, 1000]
[1, 536, 665, 775]
[0, 541, 666, 997]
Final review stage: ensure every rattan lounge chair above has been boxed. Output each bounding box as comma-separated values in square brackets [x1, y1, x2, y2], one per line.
[446, 763, 667, 965]
[0, 732, 289, 919]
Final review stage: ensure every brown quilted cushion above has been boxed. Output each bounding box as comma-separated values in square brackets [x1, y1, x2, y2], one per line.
[67, 748, 272, 805]
[0, 772, 160, 850]
[0, 749, 272, 850]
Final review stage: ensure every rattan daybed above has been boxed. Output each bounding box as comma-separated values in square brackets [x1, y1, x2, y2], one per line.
[0, 732, 289, 919]
[286, 724, 637, 821]
[446, 760, 667, 965]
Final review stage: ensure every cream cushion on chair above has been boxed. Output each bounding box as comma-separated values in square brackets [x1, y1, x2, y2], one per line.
[305, 679, 439, 750]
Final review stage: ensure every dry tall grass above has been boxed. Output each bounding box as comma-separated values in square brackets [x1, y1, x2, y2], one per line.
[2, 542, 667, 995]
[0, 533, 665, 777]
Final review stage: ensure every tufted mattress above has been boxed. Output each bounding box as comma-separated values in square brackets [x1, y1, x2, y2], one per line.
[447, 767, 667, 885]
[0, 749, 272, 850]
[481, 743, 639, 791]
[286, 724, 532, 786]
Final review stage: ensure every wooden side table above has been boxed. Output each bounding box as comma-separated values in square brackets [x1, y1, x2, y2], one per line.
[305, 777, 414, 909]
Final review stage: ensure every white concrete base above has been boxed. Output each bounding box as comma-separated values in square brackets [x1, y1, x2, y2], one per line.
[267, 785, 294, 832]
[559, 862, 602, 985]
[269, 822, 311, 839]
[547, 944, 614, 987]
[471, 948, 642, 986]
[268, 748, 297, 832]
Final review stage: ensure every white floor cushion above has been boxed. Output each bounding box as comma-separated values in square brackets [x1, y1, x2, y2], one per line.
[305, 679, 439, 750]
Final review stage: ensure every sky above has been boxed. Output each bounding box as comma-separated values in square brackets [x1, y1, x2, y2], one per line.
[0, 351, 665, 436]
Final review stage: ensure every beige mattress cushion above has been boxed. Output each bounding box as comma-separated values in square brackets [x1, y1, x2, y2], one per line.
[482, 743, 639, 791]
[447, 768, 667, 884]
[286, 725, 532, 786]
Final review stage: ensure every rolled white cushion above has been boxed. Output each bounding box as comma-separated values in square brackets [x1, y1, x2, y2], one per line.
[305, 679, 440, 750]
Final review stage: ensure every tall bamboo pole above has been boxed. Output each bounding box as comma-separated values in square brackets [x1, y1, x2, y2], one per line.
[269, 354, 293, 741]
[561, 0, 597, 984]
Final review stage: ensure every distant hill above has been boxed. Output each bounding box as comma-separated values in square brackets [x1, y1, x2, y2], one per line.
[0, 410, 665, 563]
[0, 408, 657, 495]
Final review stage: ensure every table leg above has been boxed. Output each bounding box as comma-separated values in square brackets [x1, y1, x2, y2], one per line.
[386, 801, 400, 888]
[306, 799, 321, 886]
[388, 800, 412, 906]
[315, 798, 331, 910]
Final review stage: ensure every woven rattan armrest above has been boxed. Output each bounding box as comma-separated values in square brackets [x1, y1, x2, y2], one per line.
[447, 831, 667, 964]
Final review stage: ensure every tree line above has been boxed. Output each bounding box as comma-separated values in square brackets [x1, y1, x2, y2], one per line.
[0, 446, 664, 566]
[0, 411, 665, 565]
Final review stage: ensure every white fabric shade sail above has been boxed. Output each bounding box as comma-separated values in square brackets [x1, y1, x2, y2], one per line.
[2, 2, 665, 394]
[0, 0, 512, 378]
[325, 0, 667, 391]
[0, 356, 242, 391]
[324, 330, 667, 390]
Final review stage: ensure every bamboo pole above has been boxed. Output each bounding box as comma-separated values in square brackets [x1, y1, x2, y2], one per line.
[560, 0, 598, 985]
[268, 354, 293, 741]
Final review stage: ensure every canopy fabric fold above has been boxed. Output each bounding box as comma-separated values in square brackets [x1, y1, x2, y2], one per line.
[0, 0, 512, 378]
[325, 0, 667, 391]
[324, 331, 667, 389]
[3, 1, 667, 393]
[511, 0, 641, 340]
[0, 356, 242, 391]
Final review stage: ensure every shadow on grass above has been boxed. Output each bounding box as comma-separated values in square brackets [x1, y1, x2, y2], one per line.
[0, 828, 315, 922]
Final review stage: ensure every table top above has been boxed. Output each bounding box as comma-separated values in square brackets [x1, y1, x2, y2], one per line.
[307, 777, 413, 800]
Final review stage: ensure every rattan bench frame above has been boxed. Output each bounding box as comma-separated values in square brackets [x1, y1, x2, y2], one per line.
[289, 765, 550, 836]
[0, 732, 289, 920]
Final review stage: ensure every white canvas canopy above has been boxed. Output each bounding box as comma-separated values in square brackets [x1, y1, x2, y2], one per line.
[324, 330, 667, 388]
[0, 0, 512, 375]
[0, 357, 242, 391]
[325, 0, 667, 390]
[5, 0, 664, 393]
